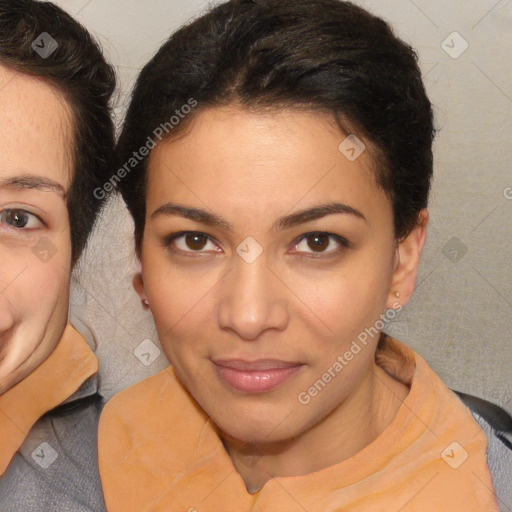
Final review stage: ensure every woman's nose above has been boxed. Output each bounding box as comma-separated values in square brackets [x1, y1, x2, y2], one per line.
[216, 251, 289, 341]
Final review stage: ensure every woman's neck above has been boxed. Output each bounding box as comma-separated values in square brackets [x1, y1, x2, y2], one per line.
[223, 360, 409, 493]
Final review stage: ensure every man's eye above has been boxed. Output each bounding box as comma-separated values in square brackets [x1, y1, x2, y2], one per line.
[292, 232, 348, 255]
[0, 209, 42, 229]
[168, 232, 220, 253]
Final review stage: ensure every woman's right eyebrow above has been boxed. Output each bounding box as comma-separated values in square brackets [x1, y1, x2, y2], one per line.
[0, 174, 67, 199]
[151, 203, 232, 230]
[151, 201, 366, 232]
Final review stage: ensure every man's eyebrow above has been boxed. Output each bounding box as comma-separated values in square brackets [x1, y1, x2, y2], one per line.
[151, 201, 366, 231]
[0, 174, 67, 199]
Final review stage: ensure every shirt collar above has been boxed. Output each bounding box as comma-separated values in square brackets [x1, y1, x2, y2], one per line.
[0, 323, 98, 475]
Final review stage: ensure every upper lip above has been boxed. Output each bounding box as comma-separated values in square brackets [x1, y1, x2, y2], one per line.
[213, 359, 303, 371]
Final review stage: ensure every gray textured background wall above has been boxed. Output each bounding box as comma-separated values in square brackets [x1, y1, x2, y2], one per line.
[54, 0, 511, 413]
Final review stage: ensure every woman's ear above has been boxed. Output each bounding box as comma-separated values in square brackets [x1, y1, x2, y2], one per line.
[387, 209, 429, 309]
[133, 273, 150, 310]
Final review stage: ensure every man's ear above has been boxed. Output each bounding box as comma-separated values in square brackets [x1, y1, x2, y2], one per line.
[133, 273, 150, 310]
[387, 209, 429, 309]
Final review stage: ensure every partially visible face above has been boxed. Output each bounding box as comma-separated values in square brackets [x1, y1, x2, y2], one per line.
[139, 106, 404, 444]
[0, 65, 73, 394]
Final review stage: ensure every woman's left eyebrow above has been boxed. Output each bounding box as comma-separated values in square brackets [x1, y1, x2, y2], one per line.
[273, 202, 367, 231]
[151, 201, 366, 232]
[0, 174, 67, 199]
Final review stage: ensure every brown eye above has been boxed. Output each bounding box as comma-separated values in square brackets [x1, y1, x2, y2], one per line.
[292, 231, 348, 256]
[167, 231, 220, 254]
[185, 232, 208, 250]
[306, 233, 330, 252]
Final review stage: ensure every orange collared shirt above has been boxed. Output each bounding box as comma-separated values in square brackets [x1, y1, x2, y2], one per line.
[0, 324, 98, 475]
[99, 337, 498, 511]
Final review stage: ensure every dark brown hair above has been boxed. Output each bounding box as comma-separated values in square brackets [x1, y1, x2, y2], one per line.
[117, 0, 435, 252]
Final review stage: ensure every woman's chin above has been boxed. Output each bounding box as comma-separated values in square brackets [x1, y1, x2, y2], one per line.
[211, 410, 299, 447]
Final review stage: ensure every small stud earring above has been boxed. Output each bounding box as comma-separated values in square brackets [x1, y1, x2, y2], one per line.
[394, 291, 400, 298]
[142, 299, 149, 307]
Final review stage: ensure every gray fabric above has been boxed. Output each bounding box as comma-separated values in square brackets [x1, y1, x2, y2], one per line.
[471, 411, 512, 512]
[0, 375, 106, 512]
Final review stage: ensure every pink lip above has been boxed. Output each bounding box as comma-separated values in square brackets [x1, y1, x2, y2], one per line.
[213, 359, 303, 393]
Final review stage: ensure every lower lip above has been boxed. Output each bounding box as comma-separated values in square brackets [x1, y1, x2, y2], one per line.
[214, 364, 302, 393]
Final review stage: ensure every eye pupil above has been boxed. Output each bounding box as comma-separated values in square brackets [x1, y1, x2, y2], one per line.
[185, 233, 208, 250]
[307, 233, 329, 252]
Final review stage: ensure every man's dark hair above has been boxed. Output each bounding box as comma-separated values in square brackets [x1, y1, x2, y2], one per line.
[0, 0, 116, 264]
[117, 0, 435, 252]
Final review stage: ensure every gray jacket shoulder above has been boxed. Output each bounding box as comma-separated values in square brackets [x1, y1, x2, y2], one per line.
[455, 390, 512, 512]
[0, 377, 106, 512]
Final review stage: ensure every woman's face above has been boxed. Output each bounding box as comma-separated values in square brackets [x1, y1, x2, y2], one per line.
[0, 66, 73, 394]
[138, 106, 424, 444]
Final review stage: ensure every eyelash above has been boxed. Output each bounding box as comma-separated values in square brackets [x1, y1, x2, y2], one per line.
[163, 231, 350, 258]
[0, 208, 44, 231]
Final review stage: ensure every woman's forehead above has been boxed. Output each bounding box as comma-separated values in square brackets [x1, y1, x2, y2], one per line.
[145, 106, 391, 231]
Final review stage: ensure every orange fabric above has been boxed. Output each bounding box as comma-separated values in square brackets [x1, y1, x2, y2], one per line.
[0, 324, 98, 475]
[99, 338, 498, 511]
